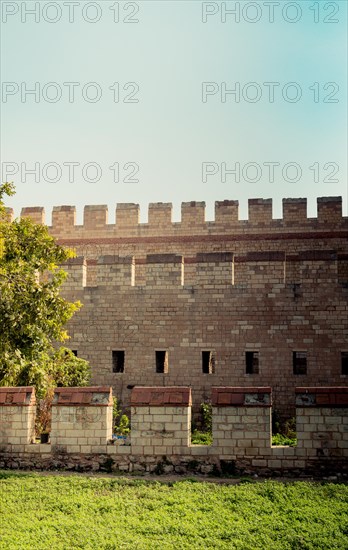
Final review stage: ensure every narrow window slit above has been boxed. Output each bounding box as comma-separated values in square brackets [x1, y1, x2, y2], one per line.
[156, 350, 168, 373]
[202, 351, 215, 374]
[112, 350, 125, 373]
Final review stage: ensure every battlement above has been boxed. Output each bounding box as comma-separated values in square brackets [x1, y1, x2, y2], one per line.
[1, 386, 347, 476]
[59, 250, 347, 290]
[12, 197, 346, 239]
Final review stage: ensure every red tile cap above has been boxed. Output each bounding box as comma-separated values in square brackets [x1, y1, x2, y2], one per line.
[0, 386, 36, 407]
[0, 387, 36, 406]
[296, 387, 348, 407]
[53, 387, 112, 406]
[131, 387, 192, 407]
[212, 387, 272, 407]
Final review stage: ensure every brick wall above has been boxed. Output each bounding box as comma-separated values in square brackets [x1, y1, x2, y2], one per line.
[12, 196, 348, 416]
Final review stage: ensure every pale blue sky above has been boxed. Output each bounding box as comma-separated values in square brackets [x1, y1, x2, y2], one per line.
[1, 0, 347, 222]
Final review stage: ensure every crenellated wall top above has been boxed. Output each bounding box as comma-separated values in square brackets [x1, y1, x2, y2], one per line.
[6, 197, 346, 239]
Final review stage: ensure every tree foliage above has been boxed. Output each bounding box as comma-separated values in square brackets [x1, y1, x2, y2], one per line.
[0, 183, 90, 396]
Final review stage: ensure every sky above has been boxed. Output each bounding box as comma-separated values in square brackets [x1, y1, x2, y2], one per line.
[1, 0, 347, 223]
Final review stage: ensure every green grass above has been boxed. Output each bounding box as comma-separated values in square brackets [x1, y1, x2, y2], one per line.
[271, 433, 297, 447]
[0, 471, 347, 549]
[191, 431, 298, 447]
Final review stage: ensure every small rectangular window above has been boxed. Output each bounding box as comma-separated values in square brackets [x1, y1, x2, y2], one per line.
[293, 351, 307, 375]
[156, 350, 168, 373]
[71, 350, 78, 357]
[245, 351, 259, 374]
[112, 350, 125, 373]
[342, 352, 348, 375]
[202, 351, 215, 374]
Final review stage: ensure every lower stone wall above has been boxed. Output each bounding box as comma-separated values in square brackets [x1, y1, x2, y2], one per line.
[0, 447, 346, 478]
[0, 386, 347, 477]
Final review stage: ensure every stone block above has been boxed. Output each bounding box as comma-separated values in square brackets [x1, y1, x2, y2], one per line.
[252, 459, 267, 467]
[90, 445, 108, 454]
[80, 445, 92, 453]
[267, 459, 282, 468]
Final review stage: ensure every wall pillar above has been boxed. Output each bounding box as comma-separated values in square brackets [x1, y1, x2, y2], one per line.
[211, 387, 272, 459]
[130, 387, 192, 455]
[51, 386, 113, 454]
[296, 387, 348, 464]
[0, 387, 36, 447]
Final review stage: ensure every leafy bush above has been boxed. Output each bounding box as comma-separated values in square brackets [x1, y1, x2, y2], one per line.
[201, 401, 212, 433]
[272, 413, 297, 446]
[191, 401, 213, 445]
[112, 397, 130, 435]
[283, 417, 296, 440]
[35, 387, 54, 436]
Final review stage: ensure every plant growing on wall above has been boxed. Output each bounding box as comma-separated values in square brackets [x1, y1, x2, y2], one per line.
[271, 411, 297, 446]
[0, 183, 90, 399]
[191, 401, 213, 445]
[201, 401, 212, 433]
[112, 397, 130, 436]
[35, 387, 54, 440]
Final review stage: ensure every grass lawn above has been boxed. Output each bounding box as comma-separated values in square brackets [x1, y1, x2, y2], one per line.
[0, 471, 347, 549]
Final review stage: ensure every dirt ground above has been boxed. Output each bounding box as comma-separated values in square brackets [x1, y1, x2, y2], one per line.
[3, 469, 345, 484]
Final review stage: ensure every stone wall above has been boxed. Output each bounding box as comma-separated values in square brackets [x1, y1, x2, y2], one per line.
[211, 387, 272, 459]
[51, 387, 113, 454]
[0, 386, 347, 477]
[295, 387, 348, 466]
[130, 387, 191, 455]
[13, 196, 348, 416]
[0, 387, 36, 445]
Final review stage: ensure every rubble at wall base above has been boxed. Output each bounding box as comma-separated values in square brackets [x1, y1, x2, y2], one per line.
[0, 451, 347, 479]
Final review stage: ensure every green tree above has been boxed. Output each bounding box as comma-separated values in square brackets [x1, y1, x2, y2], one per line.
[0, 183, 90, 396]
[0, 182, 15, 260]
